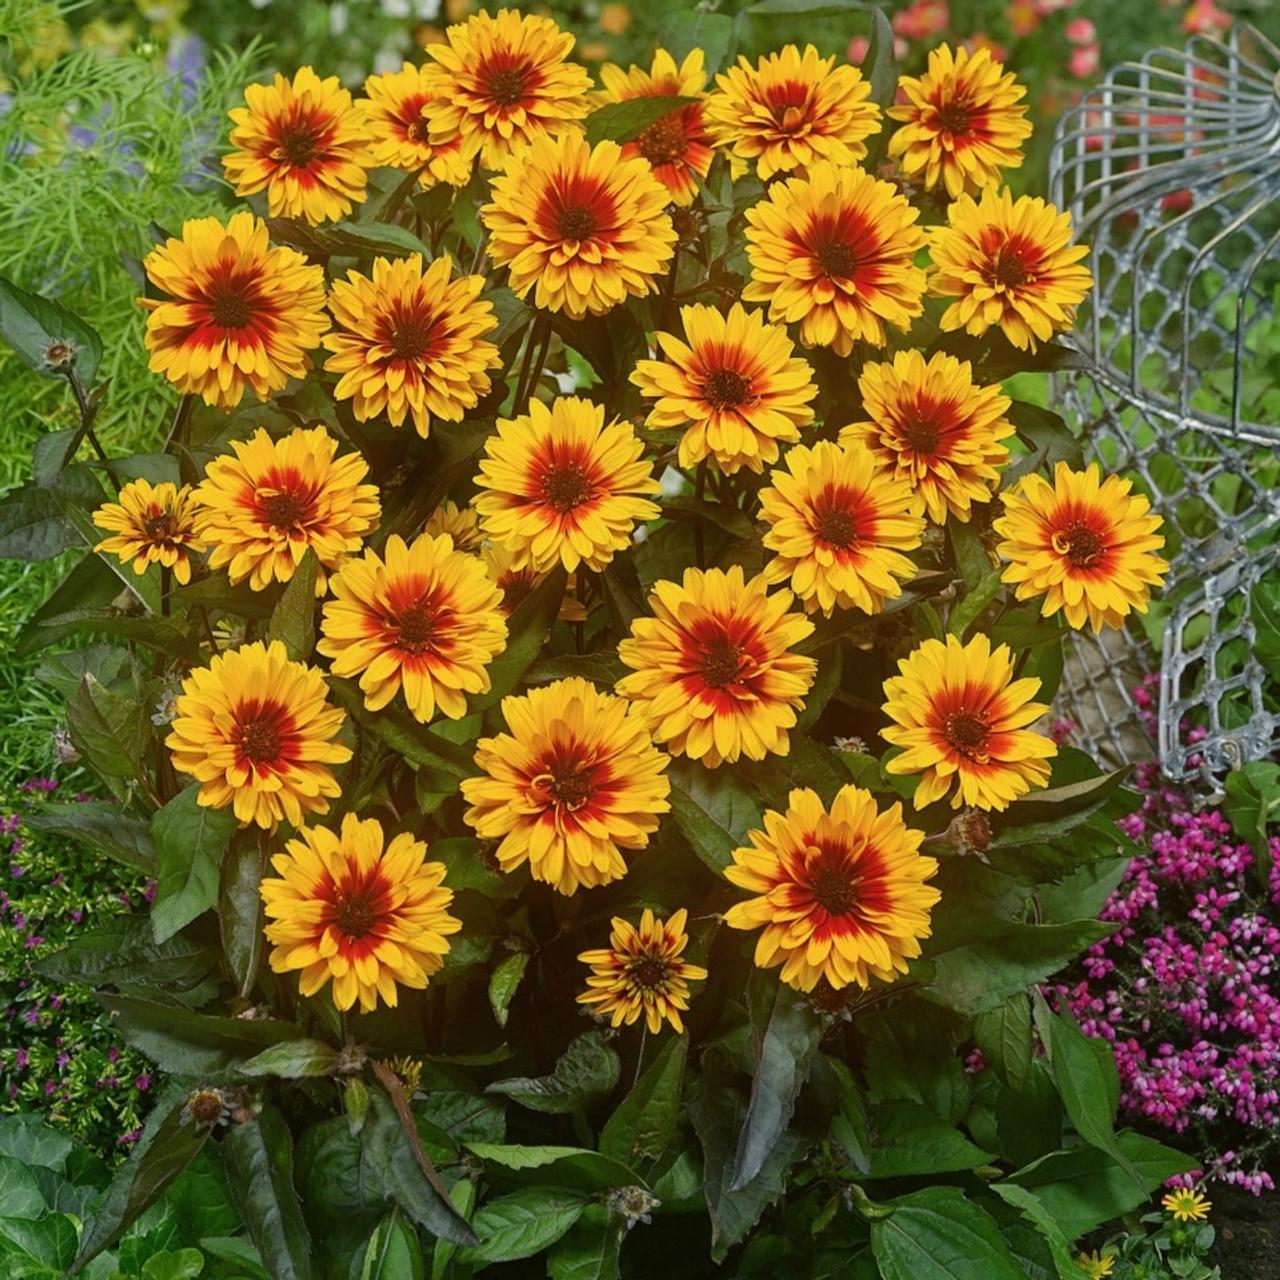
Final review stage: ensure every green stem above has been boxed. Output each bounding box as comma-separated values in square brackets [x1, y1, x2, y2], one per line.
[693, 462, 707, 568]
[517, 312, 553, 414]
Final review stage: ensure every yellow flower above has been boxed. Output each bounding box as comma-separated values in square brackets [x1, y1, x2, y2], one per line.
[139, 212, 327, 410]
[359, 61, 473, 189]
[631, 303, 817, 475]
[743, 161, 927, 356]
[725, 785, 940, 992]
[882, 633, 1057, 811]
[193, 425, 381, 595]
[318, 532, 507, 724]
[994, 461, 1168, 633]
[597, 48, 713, 206]
[759, 441, 923, 616]
[480, 542, 588, 622]
[1075, 1250, 1115, 1280]
[462, 677, 671, 894]
[223, 67, 371, 224]
[166, 640, 351, 830]
[323, 253, 500, 438]
[705, 44, 880, 181]
[473, 395, 661, 574]
[424, 499, 484, 552]
[577, 909, 706, 1032]
[483, 130, 676, 320]
[261, 813, 459, 1012]
[888, 44, 1032, 198]
[930, 187, 1092, 352]
[92, 478, 205, 585]
[616, 566, 816, 767]
[1162, 1187, 1211, 1222]
[421, 8, 592, 171]
[842, 351, 1014, 525]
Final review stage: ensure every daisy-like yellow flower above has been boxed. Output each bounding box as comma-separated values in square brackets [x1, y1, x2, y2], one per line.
[462, 677, 671, 894]
[424, 499, 483, 552]
[318, 533, 507, 724]
[223, 67, 370, 224]
[888, 44, 1032, 198]
[482, 131, 676, 319]
[261, 813, 460, 1013]
[139, 212, 327, 410]
[724, 786, 940, 992]
[842, 351, 1014, 525]
[193, 425, 380, 595]
[631, 303, 817, 475]
[616, 566, 816, 767]
[597, 48, 713, 206]
[421, 8, 592, 171]
[480, 542, 588, 622]
[166, 640, 351, 830]
[1075, 1251, 1115, 1280]
[473, 396, 661, 573]
[743, 162, 927, 356]
[930, 187, 1093, 352]
[92, 478, 205, 585]
[577, 909, 706, 1032]
[994, 461, 1168, 632]
[1162, 1187, 1211, 1223]
[882, 633, 1057, 811]
[359, 61, 473, 190]
[705, 44, 880, 181]
[323, 253, 500, 438]
[759, 441, 923, 616]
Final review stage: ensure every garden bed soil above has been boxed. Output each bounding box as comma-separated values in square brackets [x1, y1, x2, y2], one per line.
[1214, 1185, 1280, 1279]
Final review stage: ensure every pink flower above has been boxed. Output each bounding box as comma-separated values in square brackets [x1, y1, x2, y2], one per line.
[847, 34, 869, 63]
[1068, 44, 1100, 78]
[1183, 0, 1231, 32]
[893, 0, 949, 39]
[1065, 17, 1096, 42]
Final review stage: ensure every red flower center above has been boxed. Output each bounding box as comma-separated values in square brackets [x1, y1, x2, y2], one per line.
[210, 288, 253, 330]
[548, 766, 593, 810]
[555, 204, 597, 242]
[1054, 521, 1106, 568]
[943, 710, 989, 759]
[240, 718, 282, 763]
[810, 859, 859, 916]
[815, 506, 858, 549]
[989, 250, 1030, 288]
[628, 955, 671, 991]
[259, 491, 309, 531]
[935, 102, 973, 136]
[278, 119, 327, 168]
[542, 462, 593, 512]
[406, 109, 431, 143]
[814, 237, 857, 279]
[394, 601, 438, 654]
[486, 64, 531, 107]
[703, 368, 753, 411]
[700, 641, 744, 689]
[638, 113, 687, 166]
[144, 510, 175, 541]
[332, 890, 377, 940]
[901, 411, 941, 455]
[386, 314, 434, 361]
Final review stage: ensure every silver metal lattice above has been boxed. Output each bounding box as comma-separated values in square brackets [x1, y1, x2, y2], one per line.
[1048, 22, 1280, 784]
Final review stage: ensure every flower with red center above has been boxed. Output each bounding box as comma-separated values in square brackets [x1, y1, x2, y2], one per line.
[888, 44, 1033, 198]
[597, 47, 713, 206]
[759, 440, 924, 616]
[705, 44, 881, 181]
[724, 785, 940, 992]
[261, 813, 460, 1012]
[421, 8, 592, 171]
[323, 253, 500, 438]
[743, 161, 927, 356]
[842, 350, 1014, 525]
[139, 212, 328, 410]
[91, 478, 205, 585]
[424, 500, 484, 552]
[930, 187, 1093, 352]
[223, 66, 371, 224]
[359, 61, 473, 190]
[473, 396, 661, 573]
[882, 633, 1057, 811]
[318, 532, 507, 724]
[616, 565, 817, 767]
[193, 425, 381, 595]
[462, 677, 672, 894]
[993, 460, 1168, 632]
[630, 303, 817, 475]
[166, 640, 351, 830]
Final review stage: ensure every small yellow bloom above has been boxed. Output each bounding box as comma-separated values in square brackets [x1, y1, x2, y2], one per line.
[92, 478, 205, 585]
[424, 499, 484, 552]
[1075, 1250, 1115, 1280]
[1162, 1187, 1211, 1222]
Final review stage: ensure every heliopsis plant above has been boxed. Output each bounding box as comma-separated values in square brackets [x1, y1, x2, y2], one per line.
[0, 10, 1195, 1278]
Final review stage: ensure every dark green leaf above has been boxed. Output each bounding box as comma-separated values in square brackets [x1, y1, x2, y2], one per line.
[26, 802, 154, 872]
[68, 671, 149, 782]
[661, 494, 756, 541]
[988, 1183, 1090, 1280]
[359, 1212, 426, 1280]
[0, 1154, 47, 1218]
[488, 1031, 619, 1115]
[864, 1102, 995, 1179]
[584, 96, 698, 145]
[1004, 402, 1083, 484]
[239, 1039, 340, 1079]
[600, 1035, 687, 1171]
[666, 10, 735, 73]
[1045, 1008, 1131, 1178]
[524, 652, 627, 688]
[267, 548, 318, 660]
[35, 917, 216, 991]
[1223, 761, 1280, 880]
[470, 567, 567, 712]
[0, 274, 102, 384]
[267, 218, 431, 261]
[456, 1188, 587, 1264]
[974, 996, 1032, 1090]
[667, 758, 762, 873]
[464, 1144, 641, 1194]
[995, 1061, 1064, 1169]
[151, 786, 237, 943]
[333, 680, 475, 779]
[0, 482, 79, 560]
[546, 1205, 624, 1280]
[870, 1187, 1026, 1280]
[488, 952, 529, 1028]
[861, 8, 898, 114]
[220, 834, 266, 998]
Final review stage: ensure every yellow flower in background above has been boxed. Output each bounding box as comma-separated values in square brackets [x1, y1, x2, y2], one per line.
[166, 640, 351, 830]
[631, 303, 817, 475]
[888, 44, 1033, 198]
[223, 67, 371, 224]
[424, 499, 484, 552]
[139, 213, 327, 410]
[994, 461, 1168, 632]
[324, 253, 500, 438]
[318, 533, 507, 723]
[705, 44, 880, 181]
[577, 909, 706, 1032]
[1162, 1187, 1211, 1222]
[482, 131, 676, 319]
[724, 786, 940, 992]
[480, 542, 588, 622]
[359, 62, 474, 189]
[882, 633, 1057, 811]
[744, 162, 927, 356]
[1075, 1251, 1115, 1280]
[421, 8, 592, 170]
[759, 441, 923, 616]
[844, 351, 1014, 525]
[930, 187, 1093, 352]
[92, 478, 205, 585]
[473, 396, 661, 573]
[463, 678, 671, 894]
[616, 566, 816, 767]
[261, 813, 459, 1012]
[193, 426, 380, 595]
[597, 48, 713, 206]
